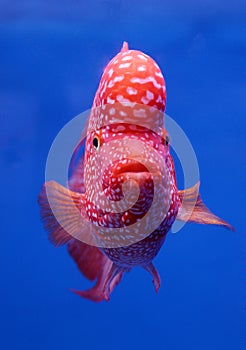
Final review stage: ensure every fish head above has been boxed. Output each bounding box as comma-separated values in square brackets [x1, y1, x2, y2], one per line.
[84, 41, 170, 197]
[84, 118, 172, 229]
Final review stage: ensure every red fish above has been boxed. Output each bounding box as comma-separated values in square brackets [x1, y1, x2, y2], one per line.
[38, 42, 233, 302]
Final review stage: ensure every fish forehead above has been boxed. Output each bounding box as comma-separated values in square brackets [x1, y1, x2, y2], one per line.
[97, 49, 166, 110]
[88, 46, 166, 132]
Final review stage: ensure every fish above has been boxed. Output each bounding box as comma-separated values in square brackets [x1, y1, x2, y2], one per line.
[38, 42, 233, 302]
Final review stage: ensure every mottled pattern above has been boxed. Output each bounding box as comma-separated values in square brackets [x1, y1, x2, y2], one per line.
[81, 42, 180, 265]
[87, 42, 166, 133]
[103, 191, 178, 268]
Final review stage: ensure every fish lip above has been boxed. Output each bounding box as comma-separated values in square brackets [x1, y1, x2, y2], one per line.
[112, 160, 162, 180]
[114, 161, 148, 176]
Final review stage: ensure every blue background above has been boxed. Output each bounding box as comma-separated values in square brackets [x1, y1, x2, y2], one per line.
[0, 1, 245, 349]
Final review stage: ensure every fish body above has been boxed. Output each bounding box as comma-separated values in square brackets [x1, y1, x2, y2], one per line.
[39, 42, 233, 302]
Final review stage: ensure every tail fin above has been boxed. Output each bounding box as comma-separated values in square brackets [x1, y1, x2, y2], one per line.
[68, 240, 124, 302]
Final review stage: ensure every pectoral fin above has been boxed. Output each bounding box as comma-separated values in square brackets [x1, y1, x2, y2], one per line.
[38, 180, 95, 246]
[177, 182, 234, 231]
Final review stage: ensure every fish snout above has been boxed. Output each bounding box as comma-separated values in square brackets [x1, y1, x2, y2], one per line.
[102, 158, 162, 203]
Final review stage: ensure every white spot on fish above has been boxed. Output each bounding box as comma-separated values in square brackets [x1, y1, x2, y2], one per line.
[126, 87, 138, 95]
[116, 95, 136, 107]
[119, 63, 131, 69]
[108, 68, 114, 78]
[107, 97, 115, 104]
[155, 71, 163, 78]
[109, 108, 115, 115]
[121, 56, 132, 61]
[146, 90, 154, 100]
[108, 80, 115, 88]
[137, 54, 148, 61]
[133, 109, 147, 118]
[137, 66, 146, 71]
[111, 125, 126, 132]
[130, 76, 162, 89]
[119, 110, 127, 117]
[114, 76, 124, 83]
[141, 97, 149, 104]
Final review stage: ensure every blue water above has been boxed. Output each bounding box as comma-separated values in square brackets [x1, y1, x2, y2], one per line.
[0, 1, 245, 349]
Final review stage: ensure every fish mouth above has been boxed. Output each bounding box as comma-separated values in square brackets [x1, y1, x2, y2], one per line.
[114, 160, 149, 176]
[113, 160, 161, 180]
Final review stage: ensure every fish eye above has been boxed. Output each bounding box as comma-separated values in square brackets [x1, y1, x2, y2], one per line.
[93, 135, 100, 150]
[165, 135, 169, 146]
[161, 129, 169, 146]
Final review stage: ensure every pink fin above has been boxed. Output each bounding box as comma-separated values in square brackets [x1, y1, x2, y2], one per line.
[143, 263, 161, 293]
[71, 260, 124, 302]
[38, 181, 125, 302]
[121, 41, 129, 52]
[38, 181, 79, 246]
[177, 182, 234, 231]
[68, 239, 107, 281]
[38, 181, 97, 246]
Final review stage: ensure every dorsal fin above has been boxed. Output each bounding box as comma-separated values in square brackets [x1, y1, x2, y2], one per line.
[121, 41, 129, 52]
